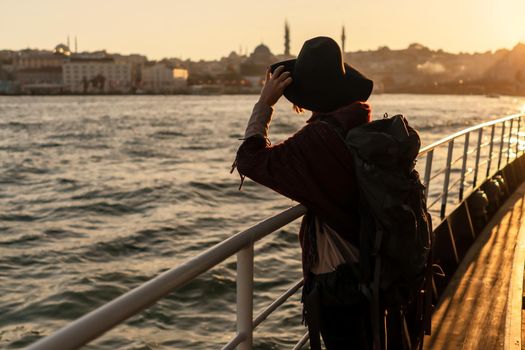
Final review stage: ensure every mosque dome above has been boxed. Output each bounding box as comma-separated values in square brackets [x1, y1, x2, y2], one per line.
[253, 44, 271, 56]
[241, 43, 277, 75]
[54, 43, 71, 56]
[228, 51, 239, 59]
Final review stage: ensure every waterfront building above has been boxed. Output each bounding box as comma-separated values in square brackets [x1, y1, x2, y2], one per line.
[0, 50, 17, 61]
[112, 53, 148, 87]
[219, 51, 244, 74]
[16, 51, 64, 69]
[0, 66, 14, 93]
[185, 59, 228, 89]
[16, 66, 63, 94]
[240, 44, 277, 92]
[0, 50, 17, 74]
[63, 58, 132, 93]
[0, 80, 14, 93]
[9, 44, 70, 93]
[197, 60, 228, 76]
[141, 63, 188, 93]
[73, 51, 109, 60]
[15, 44, 70, 69]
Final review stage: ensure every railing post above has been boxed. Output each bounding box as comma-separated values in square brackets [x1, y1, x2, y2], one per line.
[473, 128, 483, 187]
[498, 121, 506, 169]
[507, 119, 514, 164]
[441, 141, 454, 219]
[459, 132, 470, 201]
[516, 117, 521, 157]
[237, 244, 254, 350]
[486, 125, 496, 178]
[423, 150, 433, 201]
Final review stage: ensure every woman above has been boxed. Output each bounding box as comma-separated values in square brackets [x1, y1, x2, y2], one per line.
[234, 36, 374, 349]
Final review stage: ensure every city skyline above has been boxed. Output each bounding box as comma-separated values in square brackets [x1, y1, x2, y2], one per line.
[1, 0, 525, 60]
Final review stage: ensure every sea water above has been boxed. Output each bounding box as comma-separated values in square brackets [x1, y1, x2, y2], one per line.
[0, 94, 524, 349]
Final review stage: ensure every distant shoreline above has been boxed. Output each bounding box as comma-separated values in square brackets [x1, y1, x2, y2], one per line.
[0, 91, 522, 98]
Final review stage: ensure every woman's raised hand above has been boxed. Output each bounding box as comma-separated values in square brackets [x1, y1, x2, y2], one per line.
[258, 66, 293, 107]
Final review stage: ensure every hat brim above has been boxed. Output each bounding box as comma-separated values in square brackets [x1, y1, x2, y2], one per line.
[270, 60, 373, 113]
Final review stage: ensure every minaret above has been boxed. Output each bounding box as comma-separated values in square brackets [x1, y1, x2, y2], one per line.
[67, 34, 70, 49]
[341, 26, 346, 53]
[75, 36, 78, 53]
[284, 20, 290, 56]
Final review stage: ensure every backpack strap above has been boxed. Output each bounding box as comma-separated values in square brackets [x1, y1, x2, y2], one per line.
[321, 117, 380, 347]
[303, 284, 322, 350]
[371, 228, 384, 350]
[317, 116, 346, 141]
[318, 117, 372, 289]
[420, 249, 434, 349]
[401, 311, 413, 350]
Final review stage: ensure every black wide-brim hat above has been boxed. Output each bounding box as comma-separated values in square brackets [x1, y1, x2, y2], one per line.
[270, 36, 373, 113]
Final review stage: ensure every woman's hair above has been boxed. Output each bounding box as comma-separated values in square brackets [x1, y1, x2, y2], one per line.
[293, 104, 305, 114]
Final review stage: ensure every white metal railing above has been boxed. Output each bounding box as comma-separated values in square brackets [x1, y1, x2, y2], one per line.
[27, 205, 306, 350]
[419, 113, 524, 224]
[27, 113, 525, 350]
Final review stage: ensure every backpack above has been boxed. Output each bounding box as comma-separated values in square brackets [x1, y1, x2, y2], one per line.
[326, 114, 433, 349]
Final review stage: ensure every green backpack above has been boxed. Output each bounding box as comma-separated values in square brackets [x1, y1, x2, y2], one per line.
[325, 114, 433, 349]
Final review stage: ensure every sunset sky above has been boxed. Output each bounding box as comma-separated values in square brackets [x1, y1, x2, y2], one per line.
[1, 0, 525, 60]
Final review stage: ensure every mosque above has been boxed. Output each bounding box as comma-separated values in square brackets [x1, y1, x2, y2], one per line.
[240, 43, 277, 76]
[238, 22, 346, 89]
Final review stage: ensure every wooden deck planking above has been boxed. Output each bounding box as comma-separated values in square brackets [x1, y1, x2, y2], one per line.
[424, 182, 525, 350]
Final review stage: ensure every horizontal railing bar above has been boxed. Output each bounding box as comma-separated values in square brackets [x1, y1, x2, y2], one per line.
[447, 176, 464, 194]
[222, 332, 246, 350]
[428, 193, 444, 209]
[27, 204, 307, 350]
[428, 167, 448, 182]
[464, 140, 491, 152]
[478, 158, 490, 168]
[254, 279, 304, 328]
[466, 148, 478, 156]
[457, 168, 475, 179]
[451, 154, 464, 167]
[479, 140, 492, 148]
[428, 160, 471, 182]
[292, 332, 310, 350]
[419, 114, 522, 156]
[445, 171, 481, 203]
[430, 183, 480, 212]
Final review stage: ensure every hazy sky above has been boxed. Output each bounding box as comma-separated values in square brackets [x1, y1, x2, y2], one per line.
[2, 0, 525, 60]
